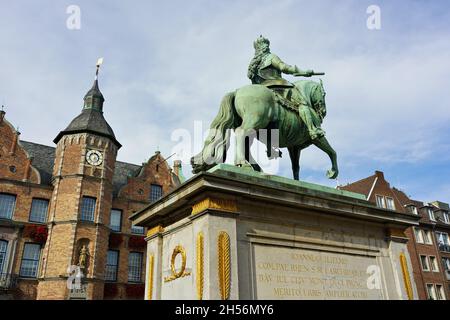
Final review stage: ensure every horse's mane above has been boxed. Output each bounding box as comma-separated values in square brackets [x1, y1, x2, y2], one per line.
[294, 80, 324, 110]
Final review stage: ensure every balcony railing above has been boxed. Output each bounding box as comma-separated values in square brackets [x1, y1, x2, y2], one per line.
[0, 273, 18, 290]
[438, 243, 450, 253]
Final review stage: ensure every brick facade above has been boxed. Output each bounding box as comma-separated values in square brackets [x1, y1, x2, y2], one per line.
[0, 78, 182, 299]
[340, 171, 450, 300]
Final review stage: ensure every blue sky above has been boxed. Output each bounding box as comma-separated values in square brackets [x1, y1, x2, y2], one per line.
[1, 0, 449, 203]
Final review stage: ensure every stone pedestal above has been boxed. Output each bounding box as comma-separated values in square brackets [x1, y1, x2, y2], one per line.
[131, 164, 419, 300]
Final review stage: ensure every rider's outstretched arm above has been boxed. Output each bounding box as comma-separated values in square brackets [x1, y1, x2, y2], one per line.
[271, 54, 312, 76]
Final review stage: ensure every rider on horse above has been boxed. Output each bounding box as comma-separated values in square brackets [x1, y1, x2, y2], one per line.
[247, 35, 325, 141]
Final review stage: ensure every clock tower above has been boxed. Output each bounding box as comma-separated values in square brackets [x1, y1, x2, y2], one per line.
[37, 63, 121, 299]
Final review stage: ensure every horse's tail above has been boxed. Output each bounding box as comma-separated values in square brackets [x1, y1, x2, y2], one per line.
[191, 91, 239, 173]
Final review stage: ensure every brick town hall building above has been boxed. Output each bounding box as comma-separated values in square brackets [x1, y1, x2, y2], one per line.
[0, 74, 183, 299]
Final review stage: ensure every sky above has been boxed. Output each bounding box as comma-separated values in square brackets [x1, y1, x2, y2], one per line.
[0, 0, 449, 203]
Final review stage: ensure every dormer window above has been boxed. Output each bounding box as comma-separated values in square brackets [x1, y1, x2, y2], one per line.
[375, 195, 395, 210]
[427, 208, 436, 221]
[376, 195, 386, 208]
[386, 197, 395, 210]
[405, 205, 418, 215]
[443, 212, 449, 224]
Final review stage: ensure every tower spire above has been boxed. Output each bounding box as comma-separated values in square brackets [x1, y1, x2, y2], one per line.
[83, 58, 105, 112]
[54, 57, 121, 148]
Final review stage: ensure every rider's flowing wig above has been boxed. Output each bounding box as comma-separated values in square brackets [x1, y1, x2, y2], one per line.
[247, 36, 270, 82]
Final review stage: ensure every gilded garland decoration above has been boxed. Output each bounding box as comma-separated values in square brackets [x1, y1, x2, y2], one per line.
[196, 232, 204, 300]
[217, 231, 231, 300]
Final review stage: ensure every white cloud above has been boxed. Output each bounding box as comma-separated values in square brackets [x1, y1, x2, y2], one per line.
[0, 0, 449, 200]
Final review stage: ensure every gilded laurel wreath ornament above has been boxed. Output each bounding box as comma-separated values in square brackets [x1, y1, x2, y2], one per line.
[164, 245, 191, 282]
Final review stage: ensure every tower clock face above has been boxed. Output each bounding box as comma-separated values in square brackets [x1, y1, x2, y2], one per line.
[86, 150, 103, 166]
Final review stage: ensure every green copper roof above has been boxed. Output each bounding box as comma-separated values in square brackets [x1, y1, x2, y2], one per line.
[207, 163, 366, 200]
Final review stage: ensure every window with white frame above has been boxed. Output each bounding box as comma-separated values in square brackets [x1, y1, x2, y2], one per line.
[80, 197, 96, 221]
[426, 284, 437, 300]
[443, 212, 449, 224]
[420, 255, 430, 271]
[19, 243, 41, 278]
[414, 227, 424, 243]
[375, 195, 386, 209]
[128, 252, 143, 283]
[386, 197, 395, 210]
[0, 193, 16, 220]
[442, 257, 450, 271]
[29, 199, 49, 223]
[436, 284, 446, 300]
[430, 256, 439, 272]
[424, 230, 433, 245]
[105, 250, 119, 282]
[0, 240, 8, 273]
[428, 208, 436, 221]
[410, 206, 418, 215]
[436, 232, 450, 245]
[110, 209, 122, 232]
[131, 225, 145, 235]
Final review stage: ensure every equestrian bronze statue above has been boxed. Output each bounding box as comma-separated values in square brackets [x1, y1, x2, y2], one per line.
[191, 36, 338, 180]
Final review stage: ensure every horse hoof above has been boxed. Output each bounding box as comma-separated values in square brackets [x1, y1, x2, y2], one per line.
[236, 161, 254, 171]
[326, 169, 338, 179]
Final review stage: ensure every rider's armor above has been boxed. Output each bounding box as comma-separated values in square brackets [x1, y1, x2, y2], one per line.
[250, 52, 325, 141]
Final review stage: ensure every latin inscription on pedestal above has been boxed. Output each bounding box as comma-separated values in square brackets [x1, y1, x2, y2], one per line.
[253, 245, 383, 300]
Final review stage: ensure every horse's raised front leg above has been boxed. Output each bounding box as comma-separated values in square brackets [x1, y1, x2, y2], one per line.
[313, 136, 339, 179]
[288, 146, 301, 180]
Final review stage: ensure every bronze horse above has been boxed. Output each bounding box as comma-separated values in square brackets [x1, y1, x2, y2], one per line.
[191, 80, 338, 180]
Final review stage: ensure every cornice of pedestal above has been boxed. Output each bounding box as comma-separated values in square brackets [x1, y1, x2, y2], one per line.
[131, 165, 421, 231]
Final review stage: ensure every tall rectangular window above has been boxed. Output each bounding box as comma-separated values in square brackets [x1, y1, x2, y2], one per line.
[430, 256, 439, 272]
[105, 250, 119, 282]
[20, 243, 41, 278]
[436, 232, 450, 245]
[426, 284, 436, 300]
[150, 184, 163, 203]
[375, 195, 386, 209]
[424, 230, 433, 245]
[444, 212, 449, 224]
[0, 193, 16, 220]
[428, 208, 436, 221]
[442, 257, 450, 271]
[0, 240, 8, 273]
[80, 197, 96, 221]
[110, 209, 122, 232]
[128, 252, 143, 283]
[385, 197, 395, 210]
[414, 227, 424, 244]
[420, 255, 430, 271]
[131, 225, 145, 235]
[436, 285, 445, 300]
[29, 199, 49, 223]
